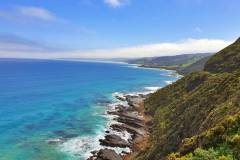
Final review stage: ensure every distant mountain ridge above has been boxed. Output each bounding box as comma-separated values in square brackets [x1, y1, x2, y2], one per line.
[127, 53, 213, 75]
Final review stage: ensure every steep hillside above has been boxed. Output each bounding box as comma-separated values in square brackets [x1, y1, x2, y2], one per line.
[177, 56, 211, 75]
[204, 38, 240, 73]
[135, 38, 240, 160]
[168, 111, 240, 160]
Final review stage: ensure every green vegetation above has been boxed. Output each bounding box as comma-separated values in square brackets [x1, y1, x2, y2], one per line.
[127, 53, 212, 75]
[204, 38, 240, 73]
[135, 38, 240, 160]
[167, 148, 234, 160]
[167, 112, 240, 160]
[178, 56, 211, 75]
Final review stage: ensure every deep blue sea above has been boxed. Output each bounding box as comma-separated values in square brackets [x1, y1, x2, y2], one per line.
[0, 59, 178, 160]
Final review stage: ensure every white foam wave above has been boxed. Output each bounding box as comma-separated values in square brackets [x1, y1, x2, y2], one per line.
[59, 99, 132, 160]
[60, 132, 131, 160]
[165, 80, 174, 85]
[112, 92, 127, 101]
[60, 134, 103, 159]
[144, 86, 161, 91]
[59, 85, 171, 159]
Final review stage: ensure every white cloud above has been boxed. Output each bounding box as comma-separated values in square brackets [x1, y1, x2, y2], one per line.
[65, 39, 232, 59]
[104, 0, 129, 7]
[16, 6, 58, 21]
[0, 38, 233, 59]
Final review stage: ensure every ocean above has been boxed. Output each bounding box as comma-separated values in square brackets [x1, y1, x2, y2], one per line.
[0, 59, 178, 160]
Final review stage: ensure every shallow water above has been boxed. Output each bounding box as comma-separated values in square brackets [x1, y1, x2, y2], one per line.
[0, 59, 178, 160]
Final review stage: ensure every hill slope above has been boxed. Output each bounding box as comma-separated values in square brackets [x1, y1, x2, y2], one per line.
[177, 56, 211, 75]
[127, 53, 212, 75]
[204, 38, 240, 73]
[135, 38, 240, 160]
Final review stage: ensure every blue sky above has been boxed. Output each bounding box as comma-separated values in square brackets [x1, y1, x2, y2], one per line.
[0, 0, 239, 58]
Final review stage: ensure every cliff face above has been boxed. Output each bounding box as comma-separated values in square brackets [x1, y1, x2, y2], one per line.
[136, 38, 240, 160]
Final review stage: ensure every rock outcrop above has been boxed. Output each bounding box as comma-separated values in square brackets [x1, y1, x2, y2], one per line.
[88, 92, 151, 160]
[88, 149, 123, 160]
[99, 134, 130, 148]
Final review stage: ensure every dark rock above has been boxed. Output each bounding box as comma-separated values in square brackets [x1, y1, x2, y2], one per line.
[88, 92, 148, 160]
[88, 149, 123, 160]
[115, 94, 126, 101]
[110, 124, 139, 136]
[121, 151, 129, 155]
[126, 97, 144, 107]
[91, 150, 98, 155]
[107, 109, 133, 117]
[115, 117, 144, 128]
[99, 134, 130, 148]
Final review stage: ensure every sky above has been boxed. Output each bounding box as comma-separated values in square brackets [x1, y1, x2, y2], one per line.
[0, 0, 239, 59]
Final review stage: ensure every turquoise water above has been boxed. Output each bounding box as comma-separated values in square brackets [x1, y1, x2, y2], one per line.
[0, 59, 178, 160]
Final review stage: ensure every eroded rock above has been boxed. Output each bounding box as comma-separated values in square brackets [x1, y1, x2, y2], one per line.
[88, 149, 123, 160]
[99, 134, 130, 148]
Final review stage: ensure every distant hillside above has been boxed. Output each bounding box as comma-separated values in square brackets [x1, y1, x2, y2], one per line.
[135, 38, 240, 160]
[177, 56, 211, 75]
[127, 53, 212, 75]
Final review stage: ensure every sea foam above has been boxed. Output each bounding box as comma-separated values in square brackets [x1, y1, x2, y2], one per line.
[60, 97, 132, 160]
[165, 80, 174, 85]
[144, 86, 161, 91]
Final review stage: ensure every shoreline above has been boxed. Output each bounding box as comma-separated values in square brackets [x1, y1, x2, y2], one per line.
[87, 65, 181, 160]
[88, 91, 153, 160]
[45, 63, 180, 160]
[129, 63, 183, 78]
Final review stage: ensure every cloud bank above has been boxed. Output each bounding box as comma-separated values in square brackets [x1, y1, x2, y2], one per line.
[65, 39, 232, 59]
[0, 36, 233, 59]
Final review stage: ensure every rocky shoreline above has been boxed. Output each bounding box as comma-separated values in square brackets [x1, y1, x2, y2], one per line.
[88, 92, 152, 160]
